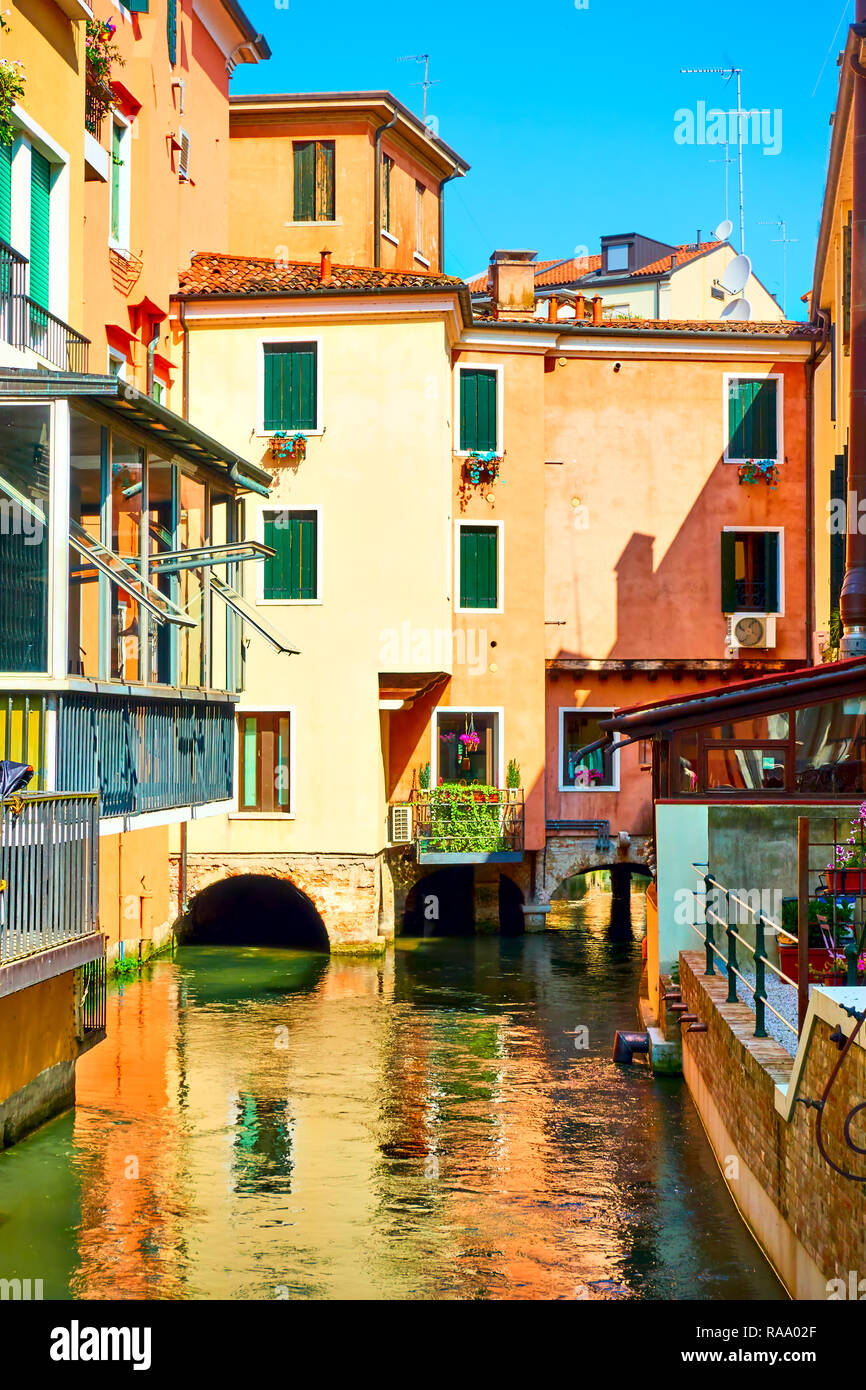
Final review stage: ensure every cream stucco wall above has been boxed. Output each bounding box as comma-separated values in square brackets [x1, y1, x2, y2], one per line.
[182, 304, 455, 856]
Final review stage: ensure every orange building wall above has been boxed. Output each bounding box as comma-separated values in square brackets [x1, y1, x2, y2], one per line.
[98, 825, 172, 949]
[0, 972, 77, 1100]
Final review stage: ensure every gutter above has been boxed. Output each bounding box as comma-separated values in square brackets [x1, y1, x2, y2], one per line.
[373, 108, 399, 268]
[438, 168, 465, 273]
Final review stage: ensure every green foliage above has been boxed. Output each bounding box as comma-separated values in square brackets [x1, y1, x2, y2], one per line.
[422, 782, 508, 853]
[780, 896, 854, 947]
[506, 757, 521, 789]
[418, 761, 430, 790]
[0, 56, 25, 146]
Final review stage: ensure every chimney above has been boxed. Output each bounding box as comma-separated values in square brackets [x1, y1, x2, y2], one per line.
[488, 249, 537, 320]
[319, 248, 332, 285]
[573, 292, 585, 321]
[591, 295, 603, 326]
[670, 252, 677, 270]
[841, 5, 866, 654]
[547, 295, 559, 323]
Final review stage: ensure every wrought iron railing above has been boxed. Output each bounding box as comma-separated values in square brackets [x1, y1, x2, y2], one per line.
[410, 787, 524, 857]
[84, 75, 113, 140]
[0, 238, 90, 370]
[734, 580, 768, 610]
[0, 791, 99, 964]
[56, 692, 234, 817]
[79, 952, 107, 1039]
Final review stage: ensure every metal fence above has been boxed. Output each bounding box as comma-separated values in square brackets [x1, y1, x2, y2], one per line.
[0, 238, 90, 371]
[56, 693, 234, 817]
[410, 787, 524, 856]
[0, 791, 99, 964]
[79, 953, 107, 1039]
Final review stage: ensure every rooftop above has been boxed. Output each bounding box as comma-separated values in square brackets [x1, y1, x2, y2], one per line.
[177, 252, 468, 300]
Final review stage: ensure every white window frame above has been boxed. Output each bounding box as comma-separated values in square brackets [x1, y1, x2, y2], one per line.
[231, 703, 296, 819]
[453, 361, 504, 457]
[9, 111, 71, 321]
[454, 518, 504, 615]
[558, 706, 620, 793]
[722, 524, 785, 616]
[723, 371, 784, 466]
[256, 503, 323, 606]
[256, 334, 323, 438]
[108, 111, 132, 255]
[430, 705, 504, 789]
[107, 348, 127, 380]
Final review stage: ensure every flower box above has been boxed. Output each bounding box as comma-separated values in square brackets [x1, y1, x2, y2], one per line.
[777, 944, 844, 985]
[826, 868, 866, 894]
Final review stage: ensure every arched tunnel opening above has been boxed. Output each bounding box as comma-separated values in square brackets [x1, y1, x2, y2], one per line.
[185, 874, 330, 951]
[400, 867, 525, 936]
[552, 863, 653, 938]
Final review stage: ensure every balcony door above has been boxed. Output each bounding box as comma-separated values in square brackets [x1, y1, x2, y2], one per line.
[434, 710, 500, 788]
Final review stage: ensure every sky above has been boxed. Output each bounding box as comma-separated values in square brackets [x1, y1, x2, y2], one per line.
[230, 0, 854, 321]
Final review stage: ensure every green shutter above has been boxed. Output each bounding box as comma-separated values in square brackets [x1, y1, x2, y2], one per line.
[166, 0, 177, 64]
[293, 141, 316, 221]
[830, 450, 847, 618]
[763, 531, 779, 612]
[720, 531, 737, 612]
[264, 511, 317, 601]
[125, 0, 149, 11]
[0, 142, 11, 245]
[29, 149, 51, 310]
[263, 343, 316, 431]
[459, 369, 497, 452]
[460, 525, 498, 609]
[844, 213, 853, 345]
[729, 379, 777, 460]
[110, 122, 122, 242]
[316, 141, 335, 221]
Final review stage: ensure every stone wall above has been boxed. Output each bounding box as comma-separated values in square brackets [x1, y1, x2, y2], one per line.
[680, 951, 866, 1298]
[539, 834, 653, 899]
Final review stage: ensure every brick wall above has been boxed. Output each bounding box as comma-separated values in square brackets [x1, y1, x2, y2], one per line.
[680, 951, 866, 1297]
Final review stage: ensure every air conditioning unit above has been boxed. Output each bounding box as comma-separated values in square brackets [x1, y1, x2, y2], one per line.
[389, 804, 413, 845]
[726, 612, 776, 654]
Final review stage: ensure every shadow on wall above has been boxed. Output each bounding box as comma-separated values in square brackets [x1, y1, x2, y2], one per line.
[185, 874, 331, 951]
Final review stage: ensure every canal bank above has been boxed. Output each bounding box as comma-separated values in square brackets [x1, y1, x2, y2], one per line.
[0, 894, 782, 1300]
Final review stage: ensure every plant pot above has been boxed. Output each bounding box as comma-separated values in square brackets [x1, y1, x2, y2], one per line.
[826, 868, 866, 893]
[778, 943, 851, 985]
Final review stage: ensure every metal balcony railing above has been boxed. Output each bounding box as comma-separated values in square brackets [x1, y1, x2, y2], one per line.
[0, 791, 99, 965]
[410, 786, 524, 860]
[0, 237, 90, 371]
[56, 692, 235, 817]
[734, 580, 767, 611]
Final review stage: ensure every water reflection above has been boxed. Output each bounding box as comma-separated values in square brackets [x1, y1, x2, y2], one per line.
[0, 893, 784, 1300]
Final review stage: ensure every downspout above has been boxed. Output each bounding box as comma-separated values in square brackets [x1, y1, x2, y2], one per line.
[841, 11, 866, 655]
[373, 109, 399, 268]
[146, 327, 160, 398]
[806, 308, 831, 661]
[179, 298, 189, 420]
[438, 169, 464, 274]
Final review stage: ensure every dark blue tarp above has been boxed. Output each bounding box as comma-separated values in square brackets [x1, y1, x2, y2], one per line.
[0, 761, 34, 797]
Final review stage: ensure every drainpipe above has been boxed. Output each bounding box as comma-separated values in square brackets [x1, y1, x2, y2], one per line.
[438, 169, 464, 273]
[145, 327, 160, 398]
[179, 298, 189, 420]
[373, 109, 399, 268]
[841, 10, 866, 655]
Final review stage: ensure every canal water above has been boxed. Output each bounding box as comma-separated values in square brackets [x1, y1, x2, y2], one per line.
[0, 894, 784, 1300]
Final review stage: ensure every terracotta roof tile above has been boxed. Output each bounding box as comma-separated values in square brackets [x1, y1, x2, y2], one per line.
[534, 255, 603, 288]
[630, 241, 723, 276]
[177, 252, 466, 298]
[470, 313, 816, 337]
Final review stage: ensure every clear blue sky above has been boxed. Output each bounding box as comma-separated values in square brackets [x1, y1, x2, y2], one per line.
[231, 0, 853, 320]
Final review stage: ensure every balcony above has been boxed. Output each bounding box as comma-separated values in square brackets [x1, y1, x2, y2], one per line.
[0, 790, 101, 966]
[0, 238, 90, 372]
[408, 786, 524, 863]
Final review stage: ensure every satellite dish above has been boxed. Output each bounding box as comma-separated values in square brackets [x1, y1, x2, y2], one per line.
[720, 254, 752, 295]
[714, 218, 734, 242]
[720, 297, 753, 322]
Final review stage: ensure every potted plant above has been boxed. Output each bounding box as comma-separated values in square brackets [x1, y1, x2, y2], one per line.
[777, 896, 856, 984]
[826, 802, 866, 892]
[506, 757, 521, 802]
[737, 458, 779, 488]
[462, 450, 504, 486]
[269, 431, 307, 463]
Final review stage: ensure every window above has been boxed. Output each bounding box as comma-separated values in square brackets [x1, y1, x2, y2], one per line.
[381, 154, 393, 233]
[796, 698, 866, 794]
[262, 342, 317, 432]
[721, 531, 780, 613]
[458, 367, 498, 452]
[458, 523, 499, 610]
[262, 509, 318, 601]
[292, 140, 335, 222]
[606, 243, 629, 272]
[109, 119, 131, 249]
[726, 377, 779, 461]
[29, 148, 51, 310]
[560, 709, 617, 790]
[435, 710, 499, 785]
[844, 211, 853, 349]
[415, 181, 424, 252]
[238, 711, 292, 813]
[109, 437, 144, 683]
[107, 349, 126, 379]
[0, 404, 50, 674]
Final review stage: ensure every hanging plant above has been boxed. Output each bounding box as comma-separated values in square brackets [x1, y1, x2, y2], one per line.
[737, 458, 778, 488]
[269, 431, 307, 463]
[85, 18, 123, 128]
[0, 57, 25, 147]
[463, 450, 503, 486]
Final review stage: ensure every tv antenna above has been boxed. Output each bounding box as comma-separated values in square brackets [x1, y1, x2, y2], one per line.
[759, 216, 798, 318]
[397, 53, 439, 126]
[709, 140, 735, 222]
[681, 66, 745, 255]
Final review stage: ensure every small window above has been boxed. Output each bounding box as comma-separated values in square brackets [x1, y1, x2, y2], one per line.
[263, 342, 317, 432]
[459, 524, 498, 610]
[382, 154, 393, 233]
[721, 531, 780, 613]
[561, 710, 617, 790]
[415, 181, 424, 252]
[459, 368, 498, 452]
[605, 244, 629, 272]
[262, 509, 318, 601]
[107, 349, 126, 379]
[293, 140, 335, 222]
[238, 711, 292, 813]
[727, 377, 778, 461]
[109, 119, 130, 248]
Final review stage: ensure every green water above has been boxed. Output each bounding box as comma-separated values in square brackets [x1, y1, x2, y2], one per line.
[0, 896, 784, 1300]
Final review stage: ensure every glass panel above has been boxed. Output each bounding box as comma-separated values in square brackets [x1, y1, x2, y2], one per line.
[210, 495, 230, 691]
[796, 698, 866, 795]
[560, 711, 615, 788]
[178, 473, 206, 686]
[68, 412, 102, 677]
[437, 712, 497, 786]
[277, 715, 290, 809]
[706, 747, 786, 792]
[704, 713, 789, 741]
[242, 717, 257, 807]
[671, 733, 699, 793]
[0, 404, 50, 673]
[110, 436, 144, 682]
[147, 457, 175, 685]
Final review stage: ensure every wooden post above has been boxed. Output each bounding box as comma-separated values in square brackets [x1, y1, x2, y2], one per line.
[797, 816, 809, 1034]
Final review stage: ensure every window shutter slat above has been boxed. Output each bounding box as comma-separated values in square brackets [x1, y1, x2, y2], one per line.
[293, 141, 316, 221]
[29, 149, 51, 310]
[764, 531, 779, 612]
[316, 141, 335, 221]
[0, 142, 12, 246]
[460, 526, 497, 609]
[728, 381, 746, 459]
[720, 531, 737, 612]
